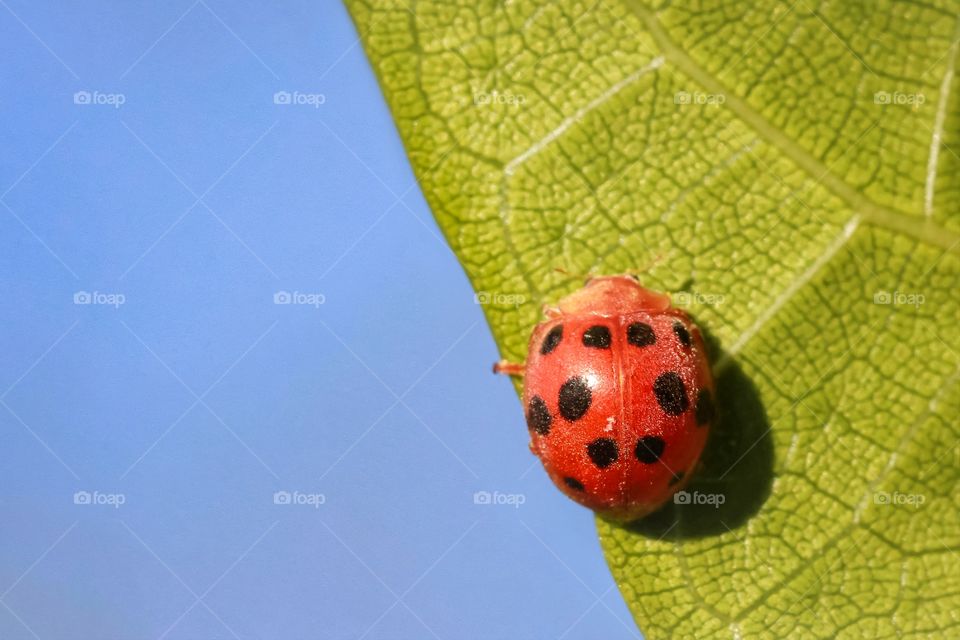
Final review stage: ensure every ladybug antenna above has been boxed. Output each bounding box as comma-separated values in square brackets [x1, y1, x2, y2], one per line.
[624, 253, 666, 281]
[554, 266, 595, 284]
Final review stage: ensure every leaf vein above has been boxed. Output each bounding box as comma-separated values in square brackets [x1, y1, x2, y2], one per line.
[924, 13, 960, 218]
[623, 0, 960, 251]
[504, 56, 665, 175]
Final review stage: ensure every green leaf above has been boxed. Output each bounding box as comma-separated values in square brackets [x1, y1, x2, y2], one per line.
[345, 1, 960, 637]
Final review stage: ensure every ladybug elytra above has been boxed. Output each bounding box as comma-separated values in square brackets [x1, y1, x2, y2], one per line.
[495, 275, 715, 522]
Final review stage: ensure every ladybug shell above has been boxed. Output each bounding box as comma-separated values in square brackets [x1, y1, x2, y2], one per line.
[522, 276, 714, 522]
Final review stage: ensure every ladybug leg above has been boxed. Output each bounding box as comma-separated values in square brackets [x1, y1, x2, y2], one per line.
[542, 304, 562, 319]
[493, 360, 525, 377]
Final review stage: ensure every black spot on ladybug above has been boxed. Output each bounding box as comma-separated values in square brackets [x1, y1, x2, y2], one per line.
[669, 470, 685, 486]
[635, 435, 666, 464]
[587, 438, 619, 468]
[695, 389, 715, 426]
[627, 322, 656, 347]
[526, 396, 552, 435]
[540, 325, 563, 355]
[653, 372, 688, 416]
[582, 325, 611, 349]
[558, 376, 591, 421]
[564, 477, 585, 491]
[673, 322, 692, 347]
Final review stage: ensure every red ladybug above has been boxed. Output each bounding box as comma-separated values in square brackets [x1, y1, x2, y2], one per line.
[495, 275, 715, 521]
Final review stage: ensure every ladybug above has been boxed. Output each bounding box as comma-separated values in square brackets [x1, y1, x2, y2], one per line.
[494, 275, 715, 521]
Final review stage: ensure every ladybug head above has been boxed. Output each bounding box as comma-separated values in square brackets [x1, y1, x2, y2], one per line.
[556, 274, 671, 315]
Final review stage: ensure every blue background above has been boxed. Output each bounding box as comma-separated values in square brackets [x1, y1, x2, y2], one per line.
[0, 2, 639, 638]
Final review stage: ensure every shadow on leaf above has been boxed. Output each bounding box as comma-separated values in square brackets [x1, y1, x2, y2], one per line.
[619, 326, 774, 539]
